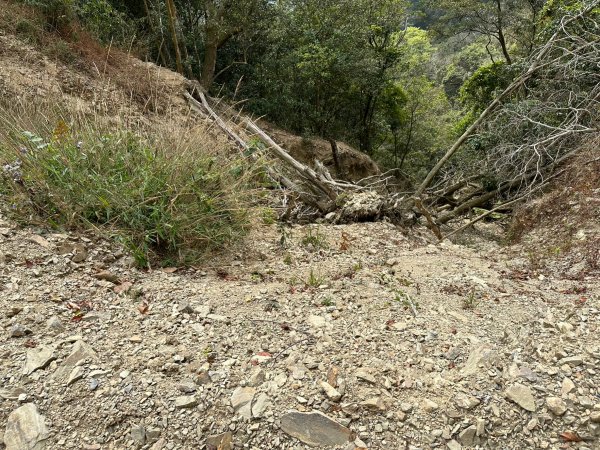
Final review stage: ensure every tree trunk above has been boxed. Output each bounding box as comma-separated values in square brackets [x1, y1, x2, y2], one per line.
[494, 0, 512, 64]
[165, 0, 183, 75]
[201, 41, 218, 89]
[497, 28, 512, 65]
[328, 138, 343, 178]
[142, 0, 168, 67]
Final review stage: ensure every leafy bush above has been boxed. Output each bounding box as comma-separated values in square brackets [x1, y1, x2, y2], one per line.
[75, 0, 139, 45]
[0, 105, 252, 267]
[21, 0, 139, 46]
[21, 0, 75, 31]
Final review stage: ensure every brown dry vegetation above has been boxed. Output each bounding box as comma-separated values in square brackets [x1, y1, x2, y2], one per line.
[507, 135, 600, 277]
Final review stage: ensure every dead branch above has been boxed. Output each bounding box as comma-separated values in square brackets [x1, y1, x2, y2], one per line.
[441, 164, 571, 240]
[414, 198, 443, 240]
[245, 119, 339, 202]
[415, 2, 599, 197]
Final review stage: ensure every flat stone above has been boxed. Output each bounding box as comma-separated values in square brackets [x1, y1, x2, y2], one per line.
[355, 368, 376, 384]
[3, 403, 49, 450]
[422, 399, 439, 413]
[206, 432, 232, 450]
[476, 418, 486, 436]
[23, 346, 56, 376]
[447, 440, 462, 450]
[92, 270, 119, 283]
[559, 356, 584, 367]
[206, 314, 228, 322]
[360, 397, 386, 411]
[249, 368, 265, 387]
[130, 425, 146, 445]
[53, 340, 97, 381]
[320, 381, 342, 402]
[66, 366, 85, 386]
[10, 324, 30, 338]
[462, 344, 496, 375]
[590, 411, 600, 423]
[230, 387, 255, 419]
[280, 411, 353, 447]
[251, 393, 271, 418]
[546, 397, 567, 416]
[458, 425, 477, 446]
[177, 301, 195, 314]
[146, 428, 161, 444]
[45, 316, 64, 333]
[561, 378, 575, 396]
[307, 315, 326, 328]
[177, 380, 197, 394]
[454, 393, 480, 410]
[175, 396, 198, 409]
[197, 305, 211, 318]
[505, 384, 536, 412]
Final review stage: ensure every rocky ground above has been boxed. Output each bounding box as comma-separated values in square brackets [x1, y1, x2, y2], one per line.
[0, 213, 599, 450]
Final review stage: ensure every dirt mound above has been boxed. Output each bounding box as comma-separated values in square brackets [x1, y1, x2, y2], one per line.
[0, 0, 380, 185]
[0, 17, 190, 128]
[260, 123, 381, 182]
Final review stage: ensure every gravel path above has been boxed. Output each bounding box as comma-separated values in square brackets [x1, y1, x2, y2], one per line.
[1, 217, 598, 450]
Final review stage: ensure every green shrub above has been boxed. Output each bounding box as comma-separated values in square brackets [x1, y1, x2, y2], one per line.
[22, 0, 75, 31]
[0, 105, 252, 267]
[74, 0, 139, 45]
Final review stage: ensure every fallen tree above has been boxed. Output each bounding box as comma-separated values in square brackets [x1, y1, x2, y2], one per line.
[184, 1, 600, 236]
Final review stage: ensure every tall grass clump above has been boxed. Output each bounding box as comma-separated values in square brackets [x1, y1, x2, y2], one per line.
[0, 103, 252, 267]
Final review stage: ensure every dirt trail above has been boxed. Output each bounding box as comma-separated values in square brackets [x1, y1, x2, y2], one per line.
[1, 216, 598, 450]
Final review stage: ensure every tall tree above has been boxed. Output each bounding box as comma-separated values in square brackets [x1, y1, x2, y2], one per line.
[424, 0, 545, 64]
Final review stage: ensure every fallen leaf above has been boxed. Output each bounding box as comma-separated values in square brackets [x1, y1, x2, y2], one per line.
[138, 301, 150, 315]
[114, 281, 133, 295]
[30, 235, 51, 248]
[560, 431, 583, 442]
[24, 339, 37, 348]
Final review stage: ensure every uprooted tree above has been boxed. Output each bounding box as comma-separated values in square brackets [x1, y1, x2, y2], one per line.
[185, 1, 600, 237]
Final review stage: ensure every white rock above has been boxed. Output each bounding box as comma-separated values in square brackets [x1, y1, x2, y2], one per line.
[174, 396, 198, 409]
[307, 315, 326, 328]
[23, 346, 56, 376]
[505, 384, 536, 412]
[230, 387, 255, 419]
[320, 381, 342, 402]
[67, 366, 84, 386]
[546, 397, 567, 416]
[561, 378, 575, 396]
[422, 399, 439, 413]
[3, 403, 48, 450]
[251, 393, 271, 418]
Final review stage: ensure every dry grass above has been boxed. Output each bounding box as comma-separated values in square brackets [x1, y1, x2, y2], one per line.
[0, 98, 256, 268]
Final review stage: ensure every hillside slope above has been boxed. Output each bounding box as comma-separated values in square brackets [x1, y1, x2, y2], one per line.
[1, 5, 599, 450]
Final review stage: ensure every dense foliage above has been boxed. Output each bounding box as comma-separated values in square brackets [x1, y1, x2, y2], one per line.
[14, 0, 599, 182]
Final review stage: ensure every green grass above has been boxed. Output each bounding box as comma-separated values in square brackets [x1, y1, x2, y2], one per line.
[306, 267, 326, 287]
[301, 226, 328, 250]
[0, 103, 253, 267]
